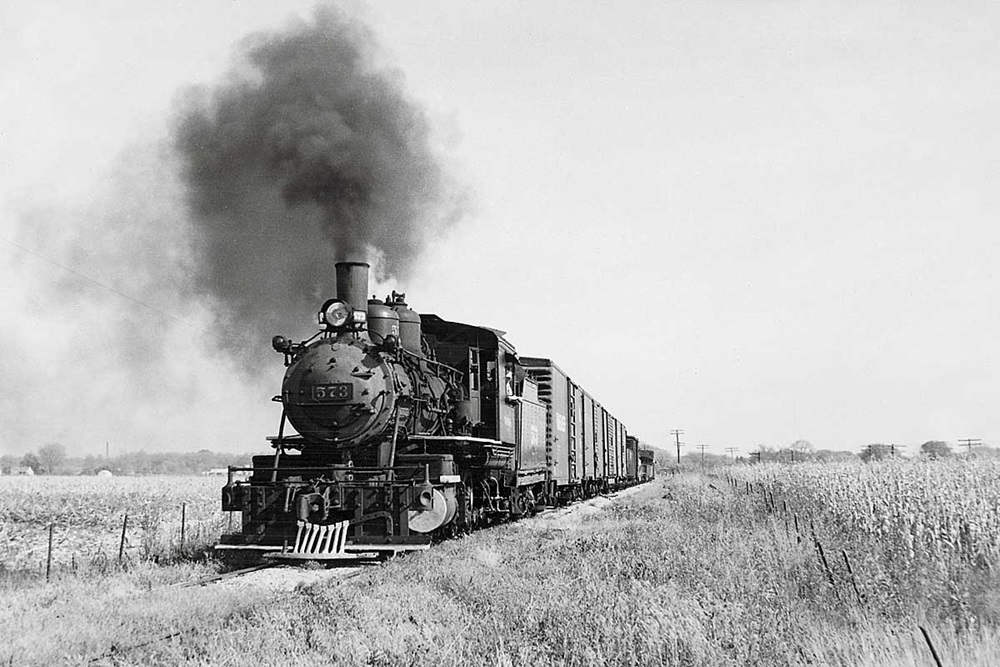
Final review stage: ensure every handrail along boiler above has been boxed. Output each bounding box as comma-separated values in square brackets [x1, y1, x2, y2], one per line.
[219, 262, 644, 559]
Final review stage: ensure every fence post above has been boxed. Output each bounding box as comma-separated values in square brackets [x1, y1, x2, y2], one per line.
[814, 536, 835, 586]
[46, 524, 54, 582]
[180, 502, 186, 549]
[843, 550, 864, 605]
[918, 626, 944, 667]
[118, 514, 129, 563]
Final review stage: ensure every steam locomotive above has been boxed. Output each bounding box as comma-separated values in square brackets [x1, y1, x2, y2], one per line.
[218, 262, 649, 561]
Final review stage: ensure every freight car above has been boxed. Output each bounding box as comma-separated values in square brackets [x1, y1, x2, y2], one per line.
[519, 358, 641, 500]
[217, 262, 644, 561]
[638, 448, 656, 482]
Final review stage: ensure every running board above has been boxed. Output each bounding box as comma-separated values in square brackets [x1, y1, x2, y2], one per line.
[343, 543, 432, 553]
[263, 551, 375, 562]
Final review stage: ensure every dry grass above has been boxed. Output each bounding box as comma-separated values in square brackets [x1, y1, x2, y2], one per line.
[3, 469, 997, 666]
[3, 475, 995, 666]
[0, 560, 266, 666]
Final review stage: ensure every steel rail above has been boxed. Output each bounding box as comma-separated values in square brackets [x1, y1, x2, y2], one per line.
[87, 566, 367, 664]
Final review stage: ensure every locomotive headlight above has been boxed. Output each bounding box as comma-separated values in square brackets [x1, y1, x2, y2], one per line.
[319, 299, 353, 330]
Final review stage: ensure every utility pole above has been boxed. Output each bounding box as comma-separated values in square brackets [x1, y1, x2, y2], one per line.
[106, 441, 109, 461]
[958, 438, 982, 453]
[697, 444, 707, 470]
[670, 429, 684, 465]
[724, 447, 737, 463]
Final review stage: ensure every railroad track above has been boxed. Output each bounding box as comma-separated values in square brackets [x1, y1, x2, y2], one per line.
[167, 563, 275, 589]
[87, 562, 368, 664]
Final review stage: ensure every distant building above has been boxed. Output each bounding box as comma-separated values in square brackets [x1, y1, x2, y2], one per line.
[11, 466, 35, 476]
[97, 469, 113, 478]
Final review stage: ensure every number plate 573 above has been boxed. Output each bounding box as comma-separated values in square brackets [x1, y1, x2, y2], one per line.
[311, 383, 353, 402]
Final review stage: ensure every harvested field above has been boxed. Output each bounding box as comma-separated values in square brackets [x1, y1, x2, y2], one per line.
[0, 475, 227, 574]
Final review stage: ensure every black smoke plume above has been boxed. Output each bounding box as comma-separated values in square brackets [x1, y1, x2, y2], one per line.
[175, 7, 462, 350]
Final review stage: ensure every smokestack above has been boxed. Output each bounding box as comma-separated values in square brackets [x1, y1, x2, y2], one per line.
[335, 261, 369, 314]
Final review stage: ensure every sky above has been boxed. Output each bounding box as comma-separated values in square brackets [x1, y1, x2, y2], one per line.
[2, 0, 998, 458]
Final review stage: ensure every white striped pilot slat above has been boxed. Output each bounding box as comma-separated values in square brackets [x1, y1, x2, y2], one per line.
[293, 520, 349, 555]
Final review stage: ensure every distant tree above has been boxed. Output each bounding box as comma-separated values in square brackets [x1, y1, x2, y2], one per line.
[0, 454, 18, 474]
[680, 452, 729, 470]
[37, 442, 67, 474]
[780, 441, 815, 463]
[790, 440, 814, 454]
[920, 441, 952, 459]
[79, 454, 102, 475]
[653, 448, 674, 470]
[860, 443, 893, 462]
[21, 452, 42, 474]
[756, 444, 777, 462]
[814, 449, 857, 463]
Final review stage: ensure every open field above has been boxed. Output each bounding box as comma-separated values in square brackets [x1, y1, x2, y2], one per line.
[726, 458, 1000, 624]
[0, 475, 228, 575]
[2, 465, 998, 666]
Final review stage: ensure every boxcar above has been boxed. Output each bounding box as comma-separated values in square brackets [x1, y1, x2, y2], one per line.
[521, 357, 636, 500]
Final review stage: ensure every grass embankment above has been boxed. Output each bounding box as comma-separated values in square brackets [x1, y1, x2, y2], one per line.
[3, 475, 997, 666]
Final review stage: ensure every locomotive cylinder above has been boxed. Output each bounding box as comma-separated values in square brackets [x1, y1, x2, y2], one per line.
[335, 261, 370, 314]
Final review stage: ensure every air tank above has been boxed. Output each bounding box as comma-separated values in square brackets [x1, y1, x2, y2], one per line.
[367, 297, 400, 345]
[389, 291, 422, 355]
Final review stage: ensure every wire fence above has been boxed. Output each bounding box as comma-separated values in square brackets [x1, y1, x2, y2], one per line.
[0, 475, 235, 579]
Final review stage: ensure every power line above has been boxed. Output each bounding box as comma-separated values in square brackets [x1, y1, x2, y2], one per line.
[1, 235, 226, 341]
[670, 429, 684, 465]
[958, 438, 982, 453]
